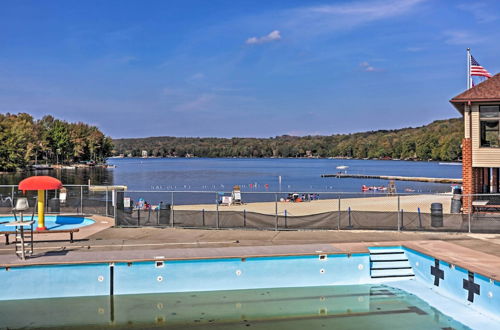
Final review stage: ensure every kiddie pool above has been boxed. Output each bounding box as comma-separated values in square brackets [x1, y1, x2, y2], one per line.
[0, 215, 95, 231]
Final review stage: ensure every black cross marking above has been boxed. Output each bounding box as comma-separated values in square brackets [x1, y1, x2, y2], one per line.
[430, 259, 444, 286]
[463, 271, 480, 303]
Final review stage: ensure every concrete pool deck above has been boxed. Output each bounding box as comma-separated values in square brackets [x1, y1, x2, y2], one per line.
[1, 223, 500, 281]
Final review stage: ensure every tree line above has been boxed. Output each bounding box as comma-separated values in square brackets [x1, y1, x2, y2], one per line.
[113, 118, 463, 161]
[0, 113, 113, 171]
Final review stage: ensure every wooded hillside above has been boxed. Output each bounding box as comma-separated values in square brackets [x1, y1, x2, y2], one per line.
[0, 113, 113, 171]
[112, 118, 463, 161]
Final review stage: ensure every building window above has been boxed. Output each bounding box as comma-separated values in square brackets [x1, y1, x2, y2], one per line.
[480, 105, 500, 147]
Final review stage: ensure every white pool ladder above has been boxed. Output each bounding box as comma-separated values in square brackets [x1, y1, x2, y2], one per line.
[11, 197, 35, 260]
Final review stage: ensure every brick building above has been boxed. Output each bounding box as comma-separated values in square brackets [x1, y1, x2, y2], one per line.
[450, 73, 500, 212]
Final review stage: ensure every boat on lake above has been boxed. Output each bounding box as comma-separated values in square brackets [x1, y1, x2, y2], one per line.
[361, 185, 387, 192]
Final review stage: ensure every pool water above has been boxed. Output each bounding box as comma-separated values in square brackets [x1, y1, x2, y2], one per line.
[0, 215, 94, 231]
[0, 284, 468, 329]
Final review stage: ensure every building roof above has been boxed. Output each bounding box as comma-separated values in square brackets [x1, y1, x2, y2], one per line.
[450, 73, 500, 113]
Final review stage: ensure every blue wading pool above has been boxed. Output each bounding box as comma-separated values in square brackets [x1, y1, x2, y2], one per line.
[0, 215, 95, 231]
[0, 246, 498, 329]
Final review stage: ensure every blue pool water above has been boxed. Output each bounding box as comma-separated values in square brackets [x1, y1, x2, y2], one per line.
[0, 216, 95, 231]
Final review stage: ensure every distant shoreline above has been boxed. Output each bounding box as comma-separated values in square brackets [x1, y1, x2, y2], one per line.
[108, 156, 462, 163]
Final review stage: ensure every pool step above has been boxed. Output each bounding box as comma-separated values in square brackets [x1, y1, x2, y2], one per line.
[370, 252, 407, 262]
[369, 248, 414, 279]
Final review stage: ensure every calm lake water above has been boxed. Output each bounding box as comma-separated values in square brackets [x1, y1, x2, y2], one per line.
[0, 158, 461, 193]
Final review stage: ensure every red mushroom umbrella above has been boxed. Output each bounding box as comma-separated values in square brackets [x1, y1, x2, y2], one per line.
[18, 176, 63, 230]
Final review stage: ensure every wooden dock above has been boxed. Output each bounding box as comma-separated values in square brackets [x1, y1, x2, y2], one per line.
[321, 173, 462, 184]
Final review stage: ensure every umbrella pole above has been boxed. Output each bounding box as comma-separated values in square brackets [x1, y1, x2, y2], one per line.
[37, 190, 47, 231]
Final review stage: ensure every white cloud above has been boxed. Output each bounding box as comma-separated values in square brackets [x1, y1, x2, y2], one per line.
[246, 30, 281, 44]
[359, 61, 381, 72]
[116, 55, 137, 64]
[185, 72, 206, 83]
[173, 94, 215, 112]
[162, 87, 183, 96]
[284, 0, 427, 35]
[443, 30, 485, 45]
[307, 0, 425, 18]
[458, 3, 498, 23]
[405, 47, 424, 52]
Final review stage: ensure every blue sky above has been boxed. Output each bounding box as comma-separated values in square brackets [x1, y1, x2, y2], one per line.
[0, 0, 499, 138]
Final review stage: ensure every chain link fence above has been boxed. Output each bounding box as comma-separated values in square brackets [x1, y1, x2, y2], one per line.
[0, 185, 114, 218]
[4, 185, 499, 234]
[114, 190, 500, 233]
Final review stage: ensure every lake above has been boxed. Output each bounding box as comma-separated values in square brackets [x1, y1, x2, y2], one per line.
[0, 158, 460, 194]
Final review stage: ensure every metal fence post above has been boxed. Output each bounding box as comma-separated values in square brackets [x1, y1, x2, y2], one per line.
[105, 186, 109, 217]
[202, 209, 205, 227]
[11, 186, 14, 207]
[275, 193, 278, 231]
[284, 209, 288, 228]
[347, 206, 352, 229]
[243, 209, 246, 228]
[468, 194, 472, 233]
[171, 192, 174, 228]
[80, 185, 84, 215]
[113, 189, 117, 226]
[157, 204, 160, 225]
[337, 196, 341, 230]
[397, 195, 401, 232]
[216, 192, 219, 229]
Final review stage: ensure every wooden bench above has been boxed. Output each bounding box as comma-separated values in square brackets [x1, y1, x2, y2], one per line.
[3, 228, 79, 245]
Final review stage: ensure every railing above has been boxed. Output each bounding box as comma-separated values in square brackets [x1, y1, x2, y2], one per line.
[114, 190, 500, 233]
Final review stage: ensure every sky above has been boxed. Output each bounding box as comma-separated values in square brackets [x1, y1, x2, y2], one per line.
[0, 0, 499, 138]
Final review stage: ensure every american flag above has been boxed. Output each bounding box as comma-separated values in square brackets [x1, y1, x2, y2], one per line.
[470, 55, 492, 78]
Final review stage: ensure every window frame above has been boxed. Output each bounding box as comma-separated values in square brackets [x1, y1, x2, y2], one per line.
[479, 104, 500, 148]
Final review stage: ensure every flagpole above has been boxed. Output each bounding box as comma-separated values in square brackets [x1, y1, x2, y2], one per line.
[467, 48, 471, 89]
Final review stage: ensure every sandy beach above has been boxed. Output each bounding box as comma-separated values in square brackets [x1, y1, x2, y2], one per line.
[174, 194, 453, 216]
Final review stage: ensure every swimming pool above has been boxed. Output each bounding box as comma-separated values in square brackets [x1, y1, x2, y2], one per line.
[0, 215, 95, 231]
[0, 284, 469, 329]
[0, 246, 498, 329]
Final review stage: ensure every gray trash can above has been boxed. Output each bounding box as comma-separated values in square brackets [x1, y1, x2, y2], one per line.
[159, 203, 171, 225]
[49, 198, 60, 213]
[431, 203, 443, 227]
[450, 195, 462, 214]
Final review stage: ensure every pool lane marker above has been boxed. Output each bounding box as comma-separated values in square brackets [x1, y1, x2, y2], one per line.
[463, 271, 480, 303]
[430, 259, 444, 287]
[109, 263, 114, 296]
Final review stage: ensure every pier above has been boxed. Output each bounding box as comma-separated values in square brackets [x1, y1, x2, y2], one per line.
[321, 173, 462, 184]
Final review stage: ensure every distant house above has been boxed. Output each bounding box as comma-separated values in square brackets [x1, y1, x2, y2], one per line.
[450, 73, 500, 212]
[141, 150, 148, 158]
